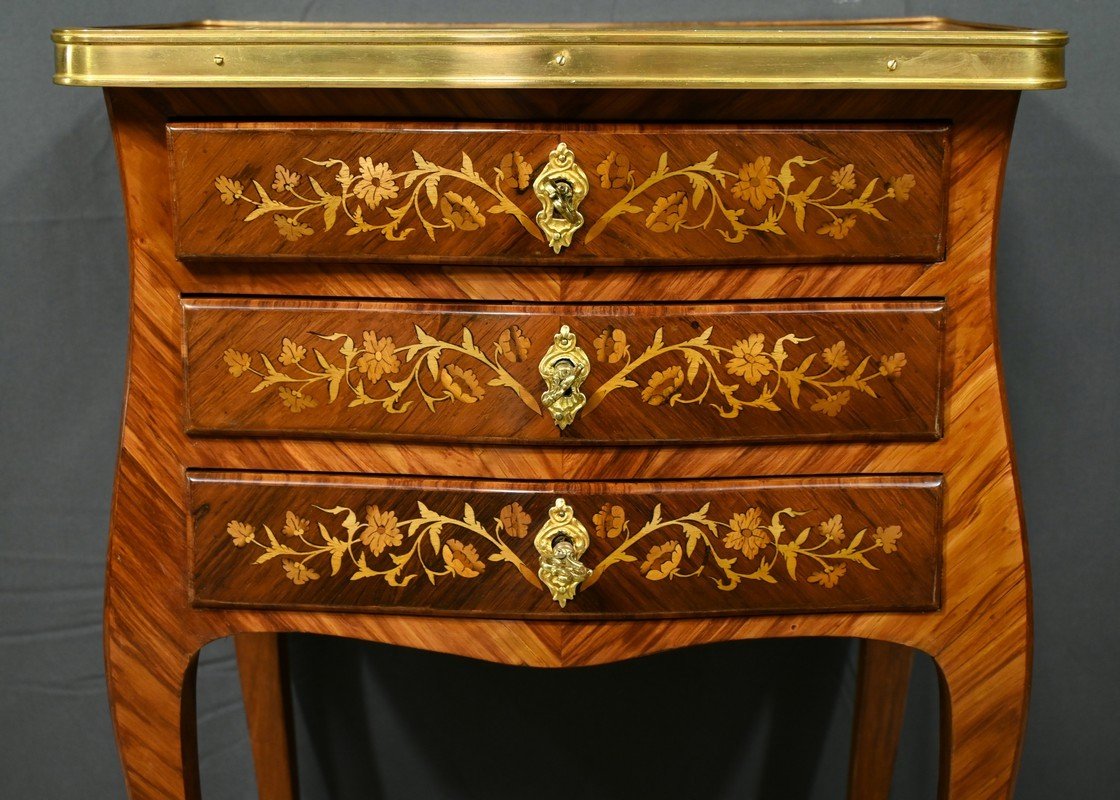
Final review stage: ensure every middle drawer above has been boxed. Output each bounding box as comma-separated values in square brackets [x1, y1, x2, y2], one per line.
[183, 297, 944, 444]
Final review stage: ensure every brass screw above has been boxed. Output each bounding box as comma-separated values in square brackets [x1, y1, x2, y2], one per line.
[553, 50, 570, 67]
[213, 55, 225, 66]
[886, 58, 899, 71]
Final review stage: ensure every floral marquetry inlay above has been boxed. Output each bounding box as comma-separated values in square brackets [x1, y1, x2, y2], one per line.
[222, 324, 541, 417]
[586, 151, 916, 245]
[214, 150, 544, 244]
[226, 501, 543, 590]
[221, 323, 907, 423]
[212, 147, 916, 250]
[223, 499, 905, 599]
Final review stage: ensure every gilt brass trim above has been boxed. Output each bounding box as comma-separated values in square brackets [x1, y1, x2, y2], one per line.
[53, 19, 1067, 90]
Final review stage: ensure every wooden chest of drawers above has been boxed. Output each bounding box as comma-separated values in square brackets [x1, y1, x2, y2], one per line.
[54, 17, 1066, 800]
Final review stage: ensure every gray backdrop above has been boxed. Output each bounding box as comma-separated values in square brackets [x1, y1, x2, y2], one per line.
[2, 1, 1115, 798]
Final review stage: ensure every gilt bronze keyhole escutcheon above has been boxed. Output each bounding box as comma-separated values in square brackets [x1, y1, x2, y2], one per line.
[534, 498, 592, 607]
[533, 142, 589, 253]
[538, 324, 590, 429]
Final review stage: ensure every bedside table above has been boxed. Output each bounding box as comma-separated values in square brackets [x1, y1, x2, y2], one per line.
[53, 18, 1066, 800]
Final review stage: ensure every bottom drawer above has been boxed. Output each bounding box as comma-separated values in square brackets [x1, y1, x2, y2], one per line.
[189, 471, 942, 619]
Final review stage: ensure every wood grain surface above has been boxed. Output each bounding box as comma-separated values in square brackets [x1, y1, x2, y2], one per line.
[169, 122, 948, 264]
[99, 85, 1032, 800]
[183, 297, 945, 444]
[848, 639, 916, 798]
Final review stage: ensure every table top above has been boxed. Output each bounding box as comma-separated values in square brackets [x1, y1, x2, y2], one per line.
[53, 18, 1066, 90]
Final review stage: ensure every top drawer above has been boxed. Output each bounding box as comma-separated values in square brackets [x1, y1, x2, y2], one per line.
[168, 122, 948, 265]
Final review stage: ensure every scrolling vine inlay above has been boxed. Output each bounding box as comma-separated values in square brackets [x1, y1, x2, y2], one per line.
[214, 150, 543, 244]
[224, 500, 904, 595]
[221, 324, 907, 422]
[588, 152, 915, 244]
[212, 149, 915, 248]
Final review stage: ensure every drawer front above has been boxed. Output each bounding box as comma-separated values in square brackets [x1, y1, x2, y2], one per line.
[189, 471, 942, 619]
[184, 298, 944, 444]
[169, 122, 948, 264]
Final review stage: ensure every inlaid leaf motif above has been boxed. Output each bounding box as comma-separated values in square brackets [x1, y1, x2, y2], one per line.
[272, 165, 302, 193]
[282, 512, 310, 538]
[278, 337, 306, 366]
[227, 521, 255, 547]
[282, 559, 320, 585]
[223, 348, 251, 376]
[215, 175, 243, 204]
[274, 215, 313, 241]
[278, 387, 316, 412]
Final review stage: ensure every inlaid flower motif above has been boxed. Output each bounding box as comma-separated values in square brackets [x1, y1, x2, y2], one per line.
[440, 365, 485, 403]
[593, 327, 628, 364]
[282, 559, 320, 585]
[440, 192, 486, 231]
[272, 165, 301, 193]
[223, 348, 251, 376]
[818, 514, 845, 542]
[442, 538, 485, 578]
[808, 563, 846, 588]
[278, 387, 317, 412]
[645, 191, 688, 232]
[274, 215, 313, 241]
[499, 151, 533, 191]
[361, 505, 402, 555]
[595, 151, 634, 189]
[225, 501, 905, 596]
[226, 521, 255, 547]
[810, 390, 850, 417]
[641, 365, 685, 406]
[357, 331, 400, 383]
[278, 337, 307, 366]
[822, 340, 850, 371]
[875, 525, 902, 554]
[497, 326, 531, 363]
[282, 511, 310, 538]
[727, 334, 773, 385]
[593, 504, 627, 539]
[888, 174, 916, 201]
[215, 175, 243, 204]
[817, 215, 857, 240]
[723, 508, 769, 558]
[732, 156, 778, 210]
[498, 503, 531, 538]
[354, 157, 398, 209]
[879, 353, 907, 377]
[830, 164, 856, 192]
[640, 542, 682, 580]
